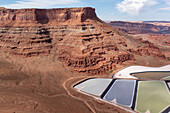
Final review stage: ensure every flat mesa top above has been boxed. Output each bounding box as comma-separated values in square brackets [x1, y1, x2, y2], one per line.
[0, 7, 95, 10]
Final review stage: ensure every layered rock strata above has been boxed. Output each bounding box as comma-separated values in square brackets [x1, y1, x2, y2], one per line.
[0, 7, 166, 74]
[107, 21, 170, 34]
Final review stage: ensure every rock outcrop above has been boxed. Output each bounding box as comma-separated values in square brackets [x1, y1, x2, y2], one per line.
[107, 21, 170, 34]
[0, 7, 166, 75]
[0, 7, 98, 25]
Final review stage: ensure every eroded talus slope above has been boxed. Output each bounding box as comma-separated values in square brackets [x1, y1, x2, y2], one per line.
[0, 7, 167, 75]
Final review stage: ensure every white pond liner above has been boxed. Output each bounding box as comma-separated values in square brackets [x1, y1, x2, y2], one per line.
[113, 64, 170, 79]
[74, 78, 112, 96]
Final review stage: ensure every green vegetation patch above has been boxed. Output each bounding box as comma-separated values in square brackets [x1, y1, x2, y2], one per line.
[135, 81, 170, 113]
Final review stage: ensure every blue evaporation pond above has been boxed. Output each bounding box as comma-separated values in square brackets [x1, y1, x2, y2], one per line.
[103, 79, 136, 107]
[74, 78, 112, 96]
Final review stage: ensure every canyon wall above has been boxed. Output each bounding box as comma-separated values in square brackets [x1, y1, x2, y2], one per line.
[107, 21, 170, 34]
[0, 7, 167, 75]
[0, 7, 98, 25]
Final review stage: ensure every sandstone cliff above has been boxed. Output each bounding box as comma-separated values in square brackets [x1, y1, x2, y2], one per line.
[107, 21, 170, 34]
[0, 7, 98, 25]
[0, 7, 167, 75]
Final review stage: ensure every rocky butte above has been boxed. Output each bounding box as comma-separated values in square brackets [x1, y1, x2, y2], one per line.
[0, 7, 168, 75]
[0, 7, 169, 113]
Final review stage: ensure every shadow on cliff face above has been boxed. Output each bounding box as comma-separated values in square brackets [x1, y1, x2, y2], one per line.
[35, 9, 49, 24]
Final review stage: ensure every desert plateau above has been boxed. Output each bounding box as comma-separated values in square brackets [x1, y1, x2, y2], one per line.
[0, 4, 169, 113]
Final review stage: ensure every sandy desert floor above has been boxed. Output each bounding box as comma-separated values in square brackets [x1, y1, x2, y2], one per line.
[0, 53, 131, 113]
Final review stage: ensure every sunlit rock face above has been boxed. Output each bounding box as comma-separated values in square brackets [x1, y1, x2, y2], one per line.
[0, 7, 166, 75]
